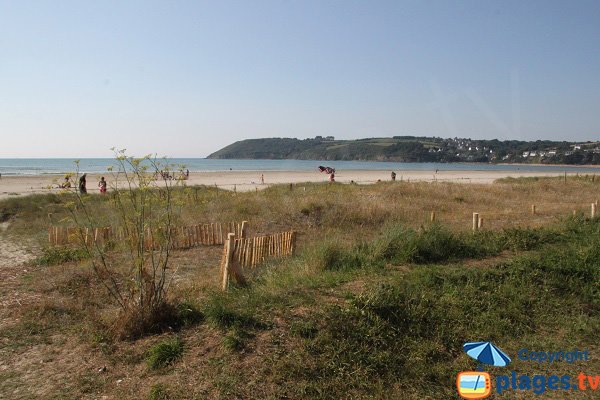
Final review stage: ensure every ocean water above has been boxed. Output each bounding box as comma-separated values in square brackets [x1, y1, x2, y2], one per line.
[1, 158, 600, 176]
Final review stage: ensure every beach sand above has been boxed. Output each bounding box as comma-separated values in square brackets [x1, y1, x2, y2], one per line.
[0, 169, 587, 199]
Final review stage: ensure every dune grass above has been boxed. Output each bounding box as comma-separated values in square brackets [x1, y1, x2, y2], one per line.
[0, 179, 598, 399]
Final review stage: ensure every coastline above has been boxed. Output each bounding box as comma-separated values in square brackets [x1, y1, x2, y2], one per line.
[0, 169, 589, 199]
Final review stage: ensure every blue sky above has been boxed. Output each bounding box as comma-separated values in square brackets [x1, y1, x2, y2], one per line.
[1, 0, 599, 157]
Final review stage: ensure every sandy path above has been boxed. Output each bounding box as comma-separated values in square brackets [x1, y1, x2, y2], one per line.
[0, 230, 40, 317]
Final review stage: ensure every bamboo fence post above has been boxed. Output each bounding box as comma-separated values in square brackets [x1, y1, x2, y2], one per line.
[237, 238, 242, 263]
[472, 213, 479, 231]
[277, 233, 282, 257]
[241, 221, 248, 239]
[246, 239, 251, 267]
[244, 239, 249, 267]
[222, 233, 235, 291]
[271, 234, 275, 257]
[260, 236, 264, 262]
[251, 237, 255, 267]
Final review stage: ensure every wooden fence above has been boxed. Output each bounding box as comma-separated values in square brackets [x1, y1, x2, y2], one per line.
[221, 230, 297, 290]
[48, 221, 246, 249]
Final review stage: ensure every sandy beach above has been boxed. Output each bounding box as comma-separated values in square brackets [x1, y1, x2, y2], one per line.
[0, 169, 591, 199]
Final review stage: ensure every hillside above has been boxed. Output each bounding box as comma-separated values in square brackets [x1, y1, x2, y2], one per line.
[208, 136, 600, 164]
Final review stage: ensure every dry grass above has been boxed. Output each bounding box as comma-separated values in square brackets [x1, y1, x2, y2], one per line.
[0, 178, 598, 399]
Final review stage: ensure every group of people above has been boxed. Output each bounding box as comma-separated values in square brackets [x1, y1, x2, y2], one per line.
[59, 174, 106, 194]
[156, 169, 190, 180]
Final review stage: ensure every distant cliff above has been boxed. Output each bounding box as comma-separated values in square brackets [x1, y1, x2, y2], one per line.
[207, 136, 600, 164]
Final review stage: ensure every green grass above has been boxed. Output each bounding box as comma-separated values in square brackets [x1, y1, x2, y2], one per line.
[2, 181, 599, 399]
[193, 217, 599, 399]
[35, 246, 90, 266]
[146, 337, 184, 370]
[148, 383, 170, 400]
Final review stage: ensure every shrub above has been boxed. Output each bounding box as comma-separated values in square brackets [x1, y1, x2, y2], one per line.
[36, 246, 89, 266]
[306, 240, 369, 271]
[114, 301, 203, 340]
[146, 337, 183, 370]
[501, 227, 560, 251]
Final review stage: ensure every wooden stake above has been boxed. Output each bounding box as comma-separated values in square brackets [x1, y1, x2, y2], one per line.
[472, 213, 479, 231]
[241, 221, 248, 239]
[222, 233, 235, 290]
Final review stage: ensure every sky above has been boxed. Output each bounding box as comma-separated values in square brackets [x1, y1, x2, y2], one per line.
[1, 0, 599, 158]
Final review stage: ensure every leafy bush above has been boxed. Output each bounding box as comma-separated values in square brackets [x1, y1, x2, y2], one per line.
[146, 337, 183, 370]
[36, 246, 89, 266]
[501, 227, 561, 251]
[114, 300, 204, 340]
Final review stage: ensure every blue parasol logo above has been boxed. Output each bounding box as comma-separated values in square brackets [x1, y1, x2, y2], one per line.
[463, 341, 511, 367]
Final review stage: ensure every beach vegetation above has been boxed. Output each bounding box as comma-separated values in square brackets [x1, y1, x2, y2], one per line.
[0, 177, 598, 398]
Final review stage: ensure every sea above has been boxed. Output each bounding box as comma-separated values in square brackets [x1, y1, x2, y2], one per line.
[1, 158, 600, 176]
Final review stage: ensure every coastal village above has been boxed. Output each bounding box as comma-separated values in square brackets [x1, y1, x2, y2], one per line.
[426, 137, 600, 163]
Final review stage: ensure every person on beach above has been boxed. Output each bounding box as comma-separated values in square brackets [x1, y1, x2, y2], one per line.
[60, 175, 71, 189]
[391, 171, 396, 181]
[98, 177, 107, 194]
[78, 174, 87, 194]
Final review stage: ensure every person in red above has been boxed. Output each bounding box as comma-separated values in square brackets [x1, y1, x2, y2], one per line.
[98, 177, 107, 194]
